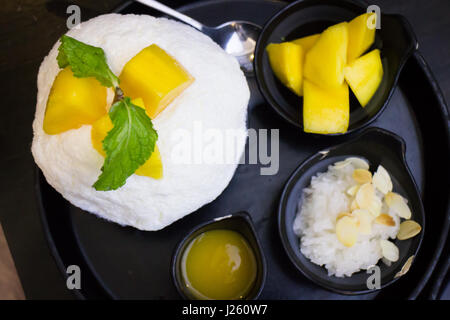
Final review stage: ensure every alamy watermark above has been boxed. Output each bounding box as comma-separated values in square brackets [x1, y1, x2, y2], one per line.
[367, 5, 381, 30]
[168, 121, 279, 175]
[66, 5, 81, 30]
[366, 265, 381, 290]
[66, 265, 81, 290]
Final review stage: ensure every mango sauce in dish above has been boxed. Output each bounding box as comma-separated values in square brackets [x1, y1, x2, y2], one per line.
[181, 229, 257, 300]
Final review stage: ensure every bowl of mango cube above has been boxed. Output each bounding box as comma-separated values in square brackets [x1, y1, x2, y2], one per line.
[254, 0, 417, 135]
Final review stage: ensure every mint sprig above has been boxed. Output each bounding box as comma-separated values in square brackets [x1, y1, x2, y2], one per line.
[93, 98, 158, 191]
[56, 35, 158, 191]
[57, 35, 119, 88]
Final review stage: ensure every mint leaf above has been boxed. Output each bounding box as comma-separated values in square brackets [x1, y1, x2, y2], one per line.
[57, 35, 119, 88]
[93, 98, 158, 191]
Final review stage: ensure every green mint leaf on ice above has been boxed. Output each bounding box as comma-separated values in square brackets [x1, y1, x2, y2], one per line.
[57, 35, 119, 88]
[93, 97, 158, 191]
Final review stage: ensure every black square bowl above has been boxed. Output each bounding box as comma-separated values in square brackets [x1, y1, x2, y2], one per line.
[254, 0, 418, 135]
[277, 128, 425, 294]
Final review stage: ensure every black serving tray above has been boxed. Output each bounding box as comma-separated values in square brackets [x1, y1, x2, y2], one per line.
[36, 0, 450, 299]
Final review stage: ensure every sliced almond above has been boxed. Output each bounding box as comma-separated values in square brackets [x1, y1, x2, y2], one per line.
[333, 159, 351, 170]
[356, 183, 375, 210]
[380, 239, 399, 262]
[346, 157, 370, 170]
[352, 169, 372, 184]
[367, 196, 382, 217]
[336, 216, 358, 247]
[375, 213, 396, 226]
[385, 192, 412, 219]
[347, 185, 360, 197]
[353, 209, 373, 235]
[372, 165, 393, 194]
[397, 220, 422, 240]
[394, 255, 415, 278]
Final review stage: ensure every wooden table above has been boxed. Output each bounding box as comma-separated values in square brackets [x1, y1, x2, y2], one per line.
[0, 224, 24, 299]
[0, 0, 448, 299]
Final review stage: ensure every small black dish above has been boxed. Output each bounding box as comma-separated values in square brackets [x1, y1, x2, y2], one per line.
[278, 127, 425, 294]
[254, 0, 418, 135]
[172, 212, 267, 300]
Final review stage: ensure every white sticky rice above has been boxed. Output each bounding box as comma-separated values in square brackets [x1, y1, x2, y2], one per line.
[32, 14, 249, 231]
[293, 160, 400, 277]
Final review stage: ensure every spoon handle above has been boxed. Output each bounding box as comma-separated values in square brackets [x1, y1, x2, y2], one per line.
[135, 0, 204, 31]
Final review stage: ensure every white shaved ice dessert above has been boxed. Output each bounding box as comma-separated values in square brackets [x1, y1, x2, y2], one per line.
[32, 14, 249, 231]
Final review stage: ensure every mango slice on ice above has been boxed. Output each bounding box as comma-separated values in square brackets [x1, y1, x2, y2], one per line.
[91, 98, 163, 179]
[304, 22, 348, 88]
[291, 34, 320, 53]
[119, 44, 194, 119]
[344, 49, 383, 107]
[347, 13, 376, 62]
[303, 80, 349, 134]
[43, 67, 107, 134]
[266, 42, 304, 96]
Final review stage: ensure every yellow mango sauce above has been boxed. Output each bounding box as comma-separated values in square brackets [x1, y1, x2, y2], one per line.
[181, 229, 257, 300]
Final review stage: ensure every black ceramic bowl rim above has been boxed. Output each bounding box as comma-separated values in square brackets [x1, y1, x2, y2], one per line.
[171, 212, 267, 300]
[254, 0, 418, 136]
[277, 127, 425, 294]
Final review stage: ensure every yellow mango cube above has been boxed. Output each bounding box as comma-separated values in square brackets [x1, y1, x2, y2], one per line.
[43, 67, 107, 134]
[344, 49, 383, 107]
[134, 144, 163, 178]
[91, 98, 163, 179]
[291, 34, 320, 53]
[304, 22, 348, 88]
[266, 42, 304, 96]
[91, 114, 113, 156]
[303, 80, 349, 134]
[347, 13, 377, 62]
[119, 44, 194, 119]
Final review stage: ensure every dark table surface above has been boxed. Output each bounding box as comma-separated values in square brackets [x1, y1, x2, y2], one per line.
[0, 0, 448, 299]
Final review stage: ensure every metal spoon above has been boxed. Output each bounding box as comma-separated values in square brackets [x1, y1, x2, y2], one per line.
[136, 0, 261, 75]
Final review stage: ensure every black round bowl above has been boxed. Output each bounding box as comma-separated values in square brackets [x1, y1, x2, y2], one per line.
[254, 0, 418, 135]
[278, 127, 425, 294]
[171, 212, 267, 300]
